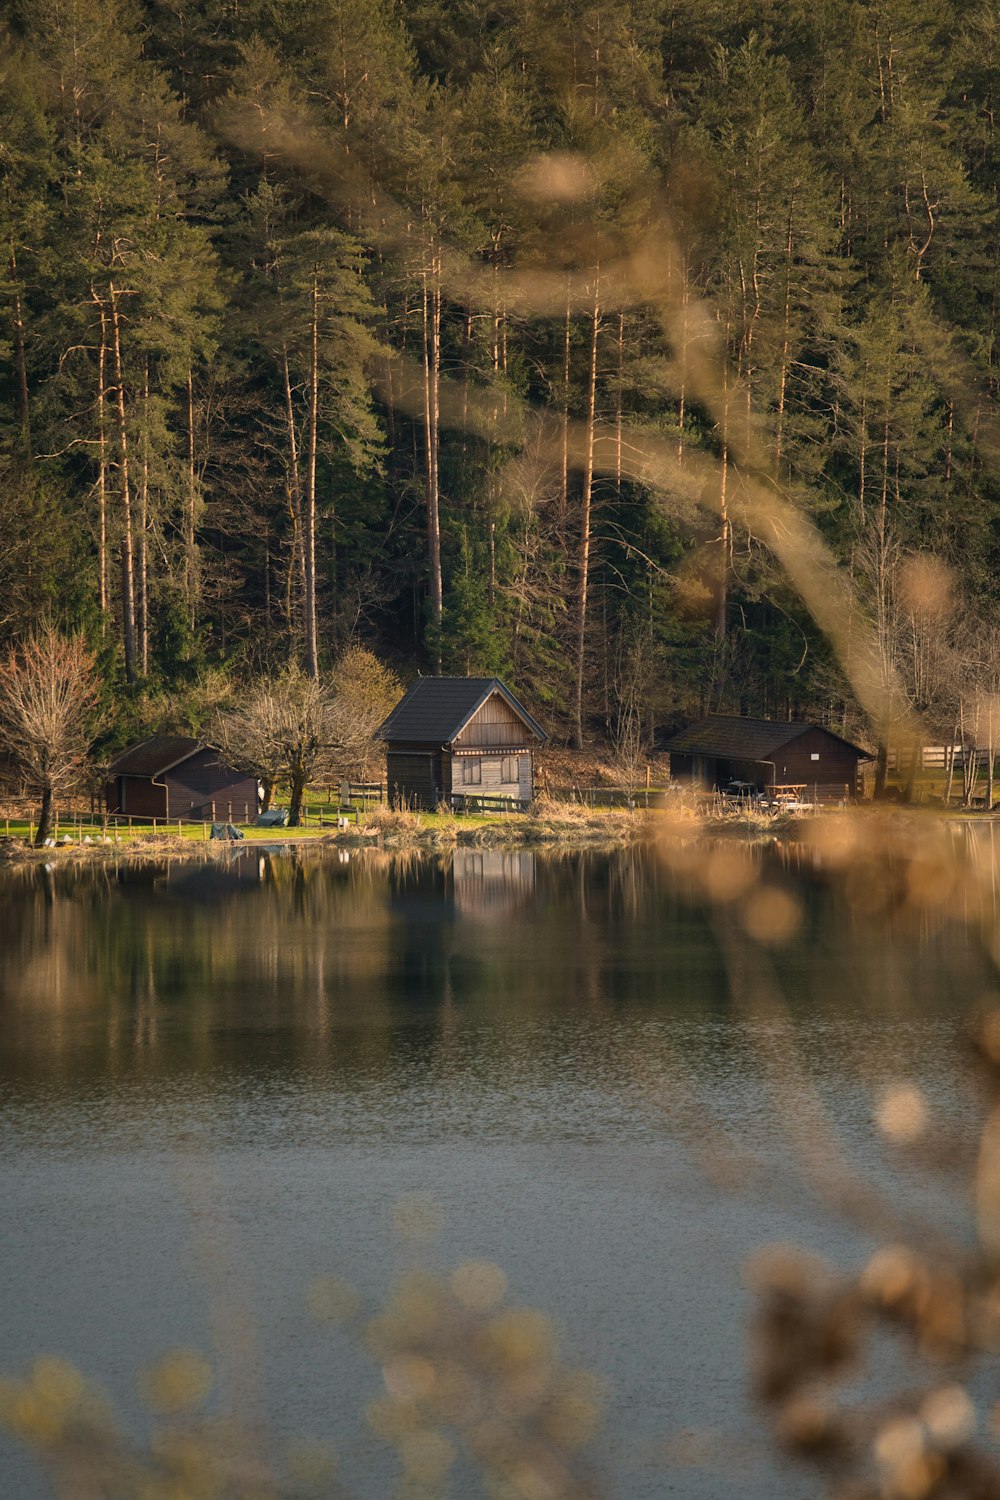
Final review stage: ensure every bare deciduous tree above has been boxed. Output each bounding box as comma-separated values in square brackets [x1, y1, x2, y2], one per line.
[213, 650, 400, 823]
[0, 627, 98, 846]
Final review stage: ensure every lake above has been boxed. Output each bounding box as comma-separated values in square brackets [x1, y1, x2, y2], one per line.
[0, 837, 993, 1498]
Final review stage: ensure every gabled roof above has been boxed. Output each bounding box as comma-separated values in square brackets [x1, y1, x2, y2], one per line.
[376, 677, 547, 746]
[664, 715, 869, 760]
[108, 735, 205, 778]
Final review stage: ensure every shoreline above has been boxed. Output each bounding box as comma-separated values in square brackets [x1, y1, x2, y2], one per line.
[4, 800, 996, 866]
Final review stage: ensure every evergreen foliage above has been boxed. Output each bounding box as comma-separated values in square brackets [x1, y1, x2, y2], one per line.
[2, 0, 999, 744]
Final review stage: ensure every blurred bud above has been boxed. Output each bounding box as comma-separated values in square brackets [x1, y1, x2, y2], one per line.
[974, 1009, 1000, 1067]
[701, 848, 755, 903]
[540, 1370, 605, 1449]
[898, 555, 953, 623]
[804, 815, 861, 869]
[451, 1260, 507, 1313]
[875, 1417, 925, 1471]
[515, 152, 596, 203]
[876, 1084, 929, 1144]
[775, 1394, 843, 1452]
[30, 1357, 84, 1414]
[741, 887, 801, 946]
[747, 1245, 836, 1299]
[399, 1429, 455, 1484]
[307, 1274, 362, 1325]
[481, 1309, 554, 1374]
[385, 1354, 437, 1402]
[141, 1350, 213, 1415]
[920, 1385, 975, 1448]
[393, 1194, 443, 1245]
[862, 1246, 924, 1308]
[366, 1395, 421, 1439]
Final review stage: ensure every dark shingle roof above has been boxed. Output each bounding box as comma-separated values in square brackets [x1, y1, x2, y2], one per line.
[664, 715, 869, 760]
[376, 677, 547, 745]
[108, 735, 204, 777]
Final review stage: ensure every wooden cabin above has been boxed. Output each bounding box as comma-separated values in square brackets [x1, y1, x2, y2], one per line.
[376, 677, 547, 810]
[104, 736, 260, 822]
[665, 715, 870, 798]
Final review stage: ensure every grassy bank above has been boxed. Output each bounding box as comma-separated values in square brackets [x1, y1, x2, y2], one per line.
[0, 792, 844, 863]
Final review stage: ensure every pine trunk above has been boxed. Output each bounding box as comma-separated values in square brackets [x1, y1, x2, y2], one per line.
[94, 294, 108, 630]
[186, 369, 199, 633]
[305, 276, 320, 679]
[281, 342, 306, 642]
[421, 252, 443, 672]
[9, 254, 30, 452]
[139, 363, 150, 676]
[572, 279, 600, 751]
[108, 282, 137, 684]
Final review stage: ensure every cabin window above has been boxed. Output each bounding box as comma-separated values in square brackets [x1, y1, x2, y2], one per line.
[501, 756, 519, 784]
[461, 758, 482, 786]
[810, 753, 820, 761]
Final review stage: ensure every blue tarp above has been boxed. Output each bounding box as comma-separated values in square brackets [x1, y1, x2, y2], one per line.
[256, 808, 290, 828]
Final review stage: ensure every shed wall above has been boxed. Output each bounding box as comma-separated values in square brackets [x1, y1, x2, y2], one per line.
[451, 752, 532, 801]
[387, 749, 440, 809]
[113, 776, 168, 817]
[163, 749, 259, 820]
[454, 692, 532, 749]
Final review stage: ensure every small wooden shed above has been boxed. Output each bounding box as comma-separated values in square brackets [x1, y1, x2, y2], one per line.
[665, 715, 870, 798]
[376, 677, 548, 810]
[104, 736, 260, 822]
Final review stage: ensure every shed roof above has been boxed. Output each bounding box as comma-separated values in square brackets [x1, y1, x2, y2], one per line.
[376, 677, 547, 746]
[664, 715, 869, 761]
[108, 735, 205, 777]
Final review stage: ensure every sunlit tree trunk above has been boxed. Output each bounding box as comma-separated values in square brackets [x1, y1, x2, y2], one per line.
[572, 276, 600, 751]
[185, 368, 199, 634]
[139, 362, 150, 676]
[281, 341, 306, 647]
[108, 281, 137, 684]
[421, 248, 442, 672]
[304, 272, 320, 678]
[9, 250, 30, 453]
[93, 292, 108, 631]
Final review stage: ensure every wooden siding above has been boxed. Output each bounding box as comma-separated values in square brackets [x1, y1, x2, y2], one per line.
[387, 750, 440, 809]
[106, 749, 259, 820]
[113, 775, 167, 817]
[670, 728, 863, 794]
[163, 749, 259, 820]
[771, 728, 863, 792]
[449, 750, 533, 801]
[453, 691, 531, 749]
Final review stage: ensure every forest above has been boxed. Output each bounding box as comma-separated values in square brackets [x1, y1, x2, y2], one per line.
[1, 0, 999, 756]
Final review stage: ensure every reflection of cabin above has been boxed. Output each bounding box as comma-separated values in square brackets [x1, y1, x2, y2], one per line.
[376, 677, 547, 810]
[452, 851, 537, 920]
[665, 715, 870, 797]
[105, 736, 260, 821]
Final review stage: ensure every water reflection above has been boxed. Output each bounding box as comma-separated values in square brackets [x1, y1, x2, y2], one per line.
[0, 837, 996, 1500]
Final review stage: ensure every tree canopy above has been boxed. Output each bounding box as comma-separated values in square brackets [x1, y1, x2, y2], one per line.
[2, 0, 999, 748]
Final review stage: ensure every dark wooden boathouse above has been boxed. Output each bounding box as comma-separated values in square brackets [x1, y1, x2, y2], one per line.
[104, 736, 260, 821]
[665, 715, 870, 798]
[376, 677, 547, 810]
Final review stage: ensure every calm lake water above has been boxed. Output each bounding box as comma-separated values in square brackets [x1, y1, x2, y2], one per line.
[0, 840, 993, 1498]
